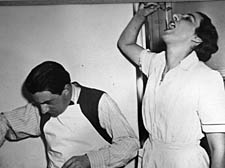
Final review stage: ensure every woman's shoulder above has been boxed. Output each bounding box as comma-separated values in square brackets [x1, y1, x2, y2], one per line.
[192, 62, 223, 84]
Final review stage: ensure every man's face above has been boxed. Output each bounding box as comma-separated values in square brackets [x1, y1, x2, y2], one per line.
[162, 12, 203, 44]
[32, 90, 68, 117]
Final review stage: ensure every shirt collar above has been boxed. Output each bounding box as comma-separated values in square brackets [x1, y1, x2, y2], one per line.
[179, 51, 199, 71]
[70, 82, 81, 105]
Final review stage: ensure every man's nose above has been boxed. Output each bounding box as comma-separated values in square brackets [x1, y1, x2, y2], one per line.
[40, 104, 49, 114]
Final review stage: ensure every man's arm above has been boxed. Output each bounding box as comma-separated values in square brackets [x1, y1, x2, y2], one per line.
[87, 93, 140, 168]
[206, 133, 225, 168]
[62, 93, 139, 168]
[0, 103, 41, 145]
[0, 114, 8, 146]
[117, 3, 160, 67]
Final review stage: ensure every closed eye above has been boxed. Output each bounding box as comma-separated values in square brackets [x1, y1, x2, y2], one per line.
[40, 99, 54, 105]
[183, 16, 192, 22]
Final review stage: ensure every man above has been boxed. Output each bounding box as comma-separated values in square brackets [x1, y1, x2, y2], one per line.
[117, 3, 225, 168]
[0, 61, 139, 168]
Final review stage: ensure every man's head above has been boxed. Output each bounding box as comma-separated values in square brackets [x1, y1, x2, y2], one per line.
[194, 12, 218, 62]
[24, 61, 71, 95]
[24, 61, 72, 117]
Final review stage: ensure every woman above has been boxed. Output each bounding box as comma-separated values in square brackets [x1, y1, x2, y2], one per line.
[117, 3, 225, 168]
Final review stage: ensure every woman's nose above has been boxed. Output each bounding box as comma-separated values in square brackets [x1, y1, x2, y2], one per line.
[40, 104, 49, 114]
[173, 14, 181, 21]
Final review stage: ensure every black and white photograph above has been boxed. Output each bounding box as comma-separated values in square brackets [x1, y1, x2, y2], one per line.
[0, 0, 225, 168]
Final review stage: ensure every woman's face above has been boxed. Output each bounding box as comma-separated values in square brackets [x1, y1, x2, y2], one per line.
[162, 12, 203, 45]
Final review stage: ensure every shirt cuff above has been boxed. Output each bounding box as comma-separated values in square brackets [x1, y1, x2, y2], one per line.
[86, 150, 105, 168]
[202, 124, 225, 133]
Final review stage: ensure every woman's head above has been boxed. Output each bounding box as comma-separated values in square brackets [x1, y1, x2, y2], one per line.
[194, 12, 218, 62]
[162, 12, 218, 62]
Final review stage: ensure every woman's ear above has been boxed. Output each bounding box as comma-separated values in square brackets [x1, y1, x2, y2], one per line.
[192, 35, 202, 45]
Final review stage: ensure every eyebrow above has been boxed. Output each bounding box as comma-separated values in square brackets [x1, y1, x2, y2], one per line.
[40, 99, 52, 105]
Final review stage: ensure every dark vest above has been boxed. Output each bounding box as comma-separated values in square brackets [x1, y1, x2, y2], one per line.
[40, 83, 112, 144]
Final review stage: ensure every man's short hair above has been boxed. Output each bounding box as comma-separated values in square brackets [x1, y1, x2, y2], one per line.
[24, 61, 71, 95]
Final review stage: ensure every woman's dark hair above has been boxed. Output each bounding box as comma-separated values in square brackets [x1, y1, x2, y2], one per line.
[24, 61, 71, 95]
[194, 12, 218, 62]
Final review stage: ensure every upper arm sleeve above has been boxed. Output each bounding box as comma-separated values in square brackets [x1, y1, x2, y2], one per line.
[0, 114, 8, 146]
[198, 71, 225, 133]
[2, 103, 41, 140]
[139, 49, 158, 77]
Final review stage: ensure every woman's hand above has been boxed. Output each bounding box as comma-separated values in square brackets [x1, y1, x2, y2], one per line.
[136, 3, 160, 18]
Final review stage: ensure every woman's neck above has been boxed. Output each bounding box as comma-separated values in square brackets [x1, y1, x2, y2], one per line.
[165, 43, 192, 71]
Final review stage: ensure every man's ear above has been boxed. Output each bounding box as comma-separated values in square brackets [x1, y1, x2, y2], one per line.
[62, 84, 70, 96]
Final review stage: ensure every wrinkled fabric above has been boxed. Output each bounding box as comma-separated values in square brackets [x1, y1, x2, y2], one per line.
[1, 83, 139, 168]
[0, 114, 7, 147]
[139, 50, 225, 168]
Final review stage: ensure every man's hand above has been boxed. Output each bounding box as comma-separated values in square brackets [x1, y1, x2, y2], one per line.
[62, 155, 90, 168]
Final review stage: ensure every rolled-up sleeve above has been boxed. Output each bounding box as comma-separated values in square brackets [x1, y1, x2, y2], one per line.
[87, 93, 139, 168]
[139, 49, 162, 78]
[2, 103, 41, 140]
[198, 70, 225, 133]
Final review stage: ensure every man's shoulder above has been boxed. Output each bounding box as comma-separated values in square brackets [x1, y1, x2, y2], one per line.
[72, 82, 105, 93]
[74, 82, 105, 104]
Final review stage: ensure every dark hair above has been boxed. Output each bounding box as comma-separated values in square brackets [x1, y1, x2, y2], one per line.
[24, 61, 71, 95]
[194, 12, 218, 62]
